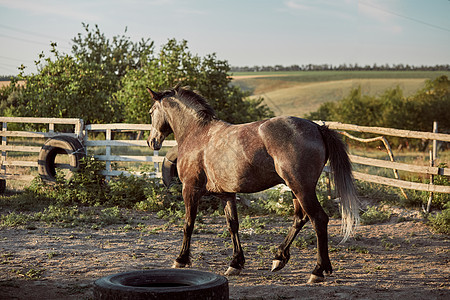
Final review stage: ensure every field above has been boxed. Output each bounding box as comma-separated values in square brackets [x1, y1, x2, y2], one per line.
[231, 71, 450, 117]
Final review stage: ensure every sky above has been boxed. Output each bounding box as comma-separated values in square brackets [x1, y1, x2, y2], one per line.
[0, 0, 449, 75]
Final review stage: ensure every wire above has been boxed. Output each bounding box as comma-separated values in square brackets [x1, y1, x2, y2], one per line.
[0, 33, 71, 51]
[359, 1, 450, 33]
[0, 23, 71, 44]
[0, 55, 34, 64]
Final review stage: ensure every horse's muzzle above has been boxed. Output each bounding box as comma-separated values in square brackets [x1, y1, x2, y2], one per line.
[147, 137, 162, 150]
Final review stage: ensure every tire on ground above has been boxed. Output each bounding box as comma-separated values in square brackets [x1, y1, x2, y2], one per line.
[162, 145, 178, 187]
[93, 269, 229, 300]
[38, 135, 85, 182]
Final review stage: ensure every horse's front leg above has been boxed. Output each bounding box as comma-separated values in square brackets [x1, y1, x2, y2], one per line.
[219, 193, 245, 276]
[173, 184, 204, 268]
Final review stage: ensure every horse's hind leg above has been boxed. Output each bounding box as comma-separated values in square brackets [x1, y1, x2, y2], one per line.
[272, 193, 309, 272]
[219, 193, 245, 276]
[293, 188, 332, 283]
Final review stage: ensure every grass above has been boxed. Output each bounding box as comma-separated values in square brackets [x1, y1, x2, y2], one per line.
[231, 70, 450, 117]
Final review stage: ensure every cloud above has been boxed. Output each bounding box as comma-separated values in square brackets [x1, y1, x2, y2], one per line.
[284, 0, 312, 11]
[358, 0, 391, 22]
[282, 0, 356, 21]
[358, 1, 403, 34]
[0, 0, 101, 22]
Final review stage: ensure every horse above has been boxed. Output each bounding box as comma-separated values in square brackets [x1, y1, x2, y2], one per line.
[146, 85, 359, 283]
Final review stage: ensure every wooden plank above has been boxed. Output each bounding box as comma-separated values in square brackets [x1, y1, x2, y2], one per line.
[0, 174, 35, 181]
[0, 117, 81, 125]
[94, 155, 165, 163]
[162, 140, 177, 147]
[1, 161, 38, 167]
[316, 121, 450, 142]
[0, 145, 41, 152]
[0, 131, 78, 138]
[86, 139, 177, 147]
[85, 123, 153, 131]
[99, 170, 161, 178]
[349, 155, 450, 176]
[352, 171, 450, 193]
[86, 140, 149, 147]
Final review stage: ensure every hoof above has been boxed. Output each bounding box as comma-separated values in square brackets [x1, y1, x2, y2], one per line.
[224, 267, 241, 276]
[172, 261, 187, 268]
[271, 260, 286, 272]
[307, 274, 325, 284]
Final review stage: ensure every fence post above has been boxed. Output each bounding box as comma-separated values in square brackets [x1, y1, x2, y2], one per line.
[432, 121, 438, 162]
[105, 129, 112, 181]
[425, 121, 438, 213]
[1, 122, 7, 176]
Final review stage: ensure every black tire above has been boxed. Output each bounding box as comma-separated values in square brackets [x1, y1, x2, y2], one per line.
[93, 269, 229, 300]
[162, 145, 178, 187]
[0, 179, 5, 194]
[38, 135, 85, 182]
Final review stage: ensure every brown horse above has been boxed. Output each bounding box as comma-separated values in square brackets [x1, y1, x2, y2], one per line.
[146, 86, 359, 283]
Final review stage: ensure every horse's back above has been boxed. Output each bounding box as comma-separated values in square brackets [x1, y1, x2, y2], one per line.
[258, 116, 327, 185]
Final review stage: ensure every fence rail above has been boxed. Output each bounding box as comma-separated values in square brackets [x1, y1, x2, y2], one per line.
[84, 123, 176, 179]
[316, 121, 450, 195]
[1, 117, 83, 181]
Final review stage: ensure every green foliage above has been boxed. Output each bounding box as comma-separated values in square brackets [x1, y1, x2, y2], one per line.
[115, 39, 273, 124]
[360, 206, 391, 225]
[6, 24, 273, 126]
[428, 203, 450, 234]
[11, 48, 120, 124]
[72, 23, 153, 79]
[306, 75, 450, 135]
[239, 187, 293, 216]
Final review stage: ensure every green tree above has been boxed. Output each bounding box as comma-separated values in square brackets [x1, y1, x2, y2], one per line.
[306, 75, 450, 135]
[7, 25, 272, 125]
[13, 46, 120, 124]
[72, 23, 154, 79]
[115, 39, 273, 124]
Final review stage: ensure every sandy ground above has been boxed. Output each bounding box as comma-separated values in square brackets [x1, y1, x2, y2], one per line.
[0, 208, 449, 300]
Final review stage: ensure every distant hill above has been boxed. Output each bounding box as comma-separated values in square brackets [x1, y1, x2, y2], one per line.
[231, 71, 450, 117]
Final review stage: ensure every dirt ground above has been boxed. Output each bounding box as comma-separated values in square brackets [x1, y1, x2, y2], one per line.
[0, 207, 449, 300]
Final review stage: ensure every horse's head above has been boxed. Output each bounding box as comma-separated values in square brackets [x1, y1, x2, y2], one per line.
[146, 88, 173, 150]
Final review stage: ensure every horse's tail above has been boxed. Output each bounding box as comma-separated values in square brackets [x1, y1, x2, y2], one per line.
[318, 125, 360, 243]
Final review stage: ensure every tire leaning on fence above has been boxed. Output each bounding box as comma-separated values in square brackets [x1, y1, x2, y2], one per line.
[162, 145, 179, 187]
[0, 179, 5, 194]
[38, 135, 86, 182]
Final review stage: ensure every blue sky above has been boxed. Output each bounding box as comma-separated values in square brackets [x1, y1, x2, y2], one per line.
[0, 0, 449, 75]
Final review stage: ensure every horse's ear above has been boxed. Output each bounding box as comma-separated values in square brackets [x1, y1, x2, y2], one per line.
[173, 82, 182, 91]
[147, 87, 162, 101]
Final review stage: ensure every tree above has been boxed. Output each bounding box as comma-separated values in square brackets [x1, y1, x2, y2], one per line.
[305, 75, 450, 136]
[12, 45, 120, 124]
[115, 39, 273, 124]
[8, 25, 272, 125]
[72, 23, 154, 79]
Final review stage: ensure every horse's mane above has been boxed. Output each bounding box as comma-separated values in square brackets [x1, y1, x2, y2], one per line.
[173, 86, 217, 123]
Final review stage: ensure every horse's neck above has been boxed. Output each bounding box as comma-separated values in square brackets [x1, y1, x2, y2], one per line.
[167, 109, 204, 143]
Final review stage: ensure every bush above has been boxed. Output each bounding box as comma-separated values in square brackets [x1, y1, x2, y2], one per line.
[360, 206, 391, 225]
[428, 202, 450, 234]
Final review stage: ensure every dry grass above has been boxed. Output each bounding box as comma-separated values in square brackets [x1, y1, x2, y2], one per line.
[239, 78, 428, 117]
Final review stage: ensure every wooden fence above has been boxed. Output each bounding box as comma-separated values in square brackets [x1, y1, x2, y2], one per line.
[84, 123, 177, 180]
[317, 121, 450, 194]
[0, 117, 83, 182]
[1, 117, 449, 195]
